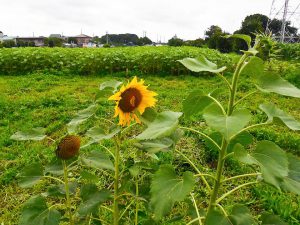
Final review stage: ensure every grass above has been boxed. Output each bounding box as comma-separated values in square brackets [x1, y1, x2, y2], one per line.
[1, 66, 300, 224]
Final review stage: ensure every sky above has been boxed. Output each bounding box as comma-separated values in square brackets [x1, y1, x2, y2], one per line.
[1, 0, 299, 41]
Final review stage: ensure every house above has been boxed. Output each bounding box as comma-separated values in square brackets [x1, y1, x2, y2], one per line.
[16, 37, 45, 47]
[68, 34, 92, 47]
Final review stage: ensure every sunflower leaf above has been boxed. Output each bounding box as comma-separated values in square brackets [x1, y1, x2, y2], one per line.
[226, 34, 252, 49]
[86, 126, 120, 143]
[260, 213, 288, 225]
[259, 103, 300, 130]
[81, 150, 114, 171]
[67, 104, 97, 134]
[19, 195, 61, 225]
[136, 111, 182, 140]
[150, 165, 195, 219]
[77, 184, 111, 216]
[256, 72, 300, 98]
[178, 56, 226, 73]
[10, 127, 46, 141]
[99, 80, 122, 92]
[17, 162, 44, 188]
[206, 204, 257, 225]
[203, 104, 251, 141]
[183, 90, 214, 119]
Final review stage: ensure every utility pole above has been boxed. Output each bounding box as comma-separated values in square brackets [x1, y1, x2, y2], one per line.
[280, 0, 290, 43]
[106, 31, 109, 44]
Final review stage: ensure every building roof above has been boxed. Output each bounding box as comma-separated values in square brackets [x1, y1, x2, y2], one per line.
[16, 37, 45, 39]
[70, 34, 92, 38]
[50, 34, 62, 38]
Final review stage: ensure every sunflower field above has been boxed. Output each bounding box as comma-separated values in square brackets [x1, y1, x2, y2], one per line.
[1, 35, 300, 225]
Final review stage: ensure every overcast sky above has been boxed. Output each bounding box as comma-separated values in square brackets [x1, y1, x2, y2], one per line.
[1, 0, 299, 41]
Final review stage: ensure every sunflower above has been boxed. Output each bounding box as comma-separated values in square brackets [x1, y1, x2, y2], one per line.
[56, 135, 81, 160]
[109, 77, 157, 126]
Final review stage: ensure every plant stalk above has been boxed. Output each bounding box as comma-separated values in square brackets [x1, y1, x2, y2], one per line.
[135, 177, 139, 225]
[113, 136, 121, 225]
[207, 53, 249, 214]
[63, 160, 73, 225]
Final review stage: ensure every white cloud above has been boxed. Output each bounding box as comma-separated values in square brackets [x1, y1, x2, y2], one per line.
[1, 0, 299, 41]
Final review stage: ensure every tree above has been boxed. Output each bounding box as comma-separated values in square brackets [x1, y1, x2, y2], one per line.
[45, 37, 63, 47]
[100, 33, 140, 46]
[168, 35, 184, 46]
[204, 26, 232, 52]
[2, 40, 16, 48]
[67, 37, 78, 44]
[138, 37, 152, 46]
[184, 38, 205, 47]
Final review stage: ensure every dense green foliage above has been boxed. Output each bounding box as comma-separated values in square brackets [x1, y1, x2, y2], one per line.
[1, 56, 300, 224]
[0, 46, 232, 75]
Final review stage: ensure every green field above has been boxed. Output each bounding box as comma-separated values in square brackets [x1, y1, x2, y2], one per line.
[1, 47, 300, 224]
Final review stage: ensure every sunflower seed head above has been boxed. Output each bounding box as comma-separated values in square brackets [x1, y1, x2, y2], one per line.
[56, 135, 80, 160]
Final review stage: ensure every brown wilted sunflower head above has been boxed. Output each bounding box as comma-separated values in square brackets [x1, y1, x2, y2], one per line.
[56, 135, 80, 160]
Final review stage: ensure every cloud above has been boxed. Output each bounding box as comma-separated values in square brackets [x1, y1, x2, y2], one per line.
[1, 0, 299, 41]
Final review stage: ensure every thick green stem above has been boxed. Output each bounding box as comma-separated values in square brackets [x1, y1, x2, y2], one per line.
[113, 136, 120, 225]
[207, 139, 228, 213]
[227, 54, 248, 115]
[135, 177, 139, 225]
[63, 160, 73, 225]
[207, 53, 249, 215]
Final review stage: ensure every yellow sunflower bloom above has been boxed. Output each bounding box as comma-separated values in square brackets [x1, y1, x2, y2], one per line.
[108, 77, 157, 126]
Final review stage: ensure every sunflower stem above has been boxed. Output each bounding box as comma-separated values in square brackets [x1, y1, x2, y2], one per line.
[113, 135, 121, 225]
[62, 160, 73, 225]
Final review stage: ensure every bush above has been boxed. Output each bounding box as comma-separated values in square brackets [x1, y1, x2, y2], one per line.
[0, 46, 233, 75]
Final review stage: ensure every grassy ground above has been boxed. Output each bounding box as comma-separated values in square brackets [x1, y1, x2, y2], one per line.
[1, 68, 300, 224]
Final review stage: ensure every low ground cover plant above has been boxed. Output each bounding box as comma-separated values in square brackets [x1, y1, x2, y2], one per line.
[8, 34, 300, 225]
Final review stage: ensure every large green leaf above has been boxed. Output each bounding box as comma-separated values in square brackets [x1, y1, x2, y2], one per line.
[18, 163, 44, 188]
[205, 209, 232, 225]
[150, 165, 195, 219]
[280, 153, 300, 195]
[67, 104, 97, 134]
[234, 141, 288, 189]
[99, 80, 122, 92]
[260, 213, 287, 225]
[136, 111, 182, 140]
[182, 90, 213, 119]
[45, 159, 63, 176]
[241, 56, 264, 77]
[226, 34, 251, 49]
[10, 127, 46, 141]
[139, 107, 157, 125]
[228, 204, 257, 225]
[203, 104, 251, 141]
[46, 182, 77, 197]
[259, 103, 300, 130]
[135, 138, 174, 154]
[19, 195, 61, 225]
[81, 150, 114, 171]
[178, 56, 226, 73]
[77, 184, 111, 216]
[86, 126, 120, 143]
[256, 72, 300, 98]
[206, 205, 257, 225]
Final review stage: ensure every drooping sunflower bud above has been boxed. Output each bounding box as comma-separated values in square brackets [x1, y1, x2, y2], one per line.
[56, 135, 80, 160]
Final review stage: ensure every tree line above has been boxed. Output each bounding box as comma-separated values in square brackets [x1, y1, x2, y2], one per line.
[169, 14, 299, 52]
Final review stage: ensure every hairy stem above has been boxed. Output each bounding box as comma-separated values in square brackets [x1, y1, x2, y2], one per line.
[190, 193, 202, 225]
[113, 136, 121, 225]
[135, 177, 139, 225]
[63, 160, 73, 225]
[216, 181, 258, 203]
[207, 53, 249, 215]
[222, 172, 261, 183]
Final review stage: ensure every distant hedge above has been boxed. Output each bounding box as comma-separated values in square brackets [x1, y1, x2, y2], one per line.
[277, 43, 300, 60]
[0, 46, 233, 75]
